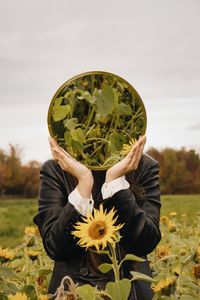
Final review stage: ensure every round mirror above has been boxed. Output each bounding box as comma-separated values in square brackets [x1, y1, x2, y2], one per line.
[48, 71, 147, 170]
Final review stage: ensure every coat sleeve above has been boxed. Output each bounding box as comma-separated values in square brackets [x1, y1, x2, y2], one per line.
[101, 157, 161, 257]
[33, 160, 82, 261]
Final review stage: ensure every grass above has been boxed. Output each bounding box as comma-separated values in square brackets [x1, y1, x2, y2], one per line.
[0, 199, 37, 248]
[0, 195, 200, 248]
[161, 194, 200, 217]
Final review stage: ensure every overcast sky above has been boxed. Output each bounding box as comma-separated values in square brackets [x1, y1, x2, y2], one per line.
[0, 0, 199, 163]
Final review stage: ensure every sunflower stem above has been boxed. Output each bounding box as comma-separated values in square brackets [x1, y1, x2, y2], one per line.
[108, 244, 120, 281]
[85, 104, 96, 132]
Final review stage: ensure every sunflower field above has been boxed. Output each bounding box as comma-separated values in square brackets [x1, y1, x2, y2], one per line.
[0, 196, 200, 300]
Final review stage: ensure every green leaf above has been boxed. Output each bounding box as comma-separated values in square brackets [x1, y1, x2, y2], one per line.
[94, 85, 116, 117]
[63, 118, 78, 130]
[71, 128, 86, 143]
[130, 271, 154, 283]
[77, 284, 97, 300]
[121, 254, 145, 264]
[105, 278, 131, 300]
[108, 132, 126, 152]
[0, 266, 18, 279]
[117, 103, 132, 116]
[0, 279, 8, 293]
[7, 282, 18, 294]
[53, 105, 71, 122]
[21, 284, 36, 299]
[53, 97, 63, 111]
[78, 91, 93, 103]
[64, 131, 72, 146]
[38, 269, 52, 276]
[116, 117, 126, 128]
[98, 263, 113, 274]
[71, 140, 84, 153]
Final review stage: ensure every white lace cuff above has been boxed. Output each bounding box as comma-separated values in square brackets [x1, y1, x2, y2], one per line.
[68, 187, 94, 216]
[101, 176, 130, 199]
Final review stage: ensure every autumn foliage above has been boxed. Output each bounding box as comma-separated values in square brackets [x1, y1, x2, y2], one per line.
[147, 147, 200, 194]
[0, 144, 200, 198]
[0, 145, 40, 198]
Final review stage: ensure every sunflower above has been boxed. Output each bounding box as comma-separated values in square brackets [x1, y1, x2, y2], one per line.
[169, 212, 177, 217]
[156, 245, 171, 259]
[160, 215, 169, 225]
[168, 222, 176, 233]
[8, 292, 28, 300]
[0, 246, 15, 263]
[152, 277, 176, 296]
[179, 248, 187, 256]
[24, 226, 39, 236]
[172, 266, 181, 276]
[26, 249, 40, 261]
[72, 204, 123, 251]
[120, 138, 137, 155]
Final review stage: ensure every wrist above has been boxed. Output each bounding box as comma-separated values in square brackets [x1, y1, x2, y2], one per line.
[105, 171, 115, 183]
[78, 169, 92, 182]
[77, 172, 94, 198]
[76, 184, 92, 198]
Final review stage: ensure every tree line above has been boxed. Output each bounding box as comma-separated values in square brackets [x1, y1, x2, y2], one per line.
[0, 144, 200, 198]
[0, 145, 40, 198]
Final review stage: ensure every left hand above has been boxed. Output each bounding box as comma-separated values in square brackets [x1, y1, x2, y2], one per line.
[105, 135, 146, 183]
[49, 137, 94, 197]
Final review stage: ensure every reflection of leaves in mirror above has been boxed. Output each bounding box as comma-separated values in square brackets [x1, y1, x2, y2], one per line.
[50, 73, 146, 168]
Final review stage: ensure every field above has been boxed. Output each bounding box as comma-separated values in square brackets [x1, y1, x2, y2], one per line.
[0, 195, 199, 248]
[0, 195, 200, 299]
[0, 199, 37, 248]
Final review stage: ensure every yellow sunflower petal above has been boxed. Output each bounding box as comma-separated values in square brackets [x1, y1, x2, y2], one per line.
[71, 204, 123, 251]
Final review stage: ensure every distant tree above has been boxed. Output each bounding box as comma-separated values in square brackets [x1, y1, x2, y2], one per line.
[147, 147, 200, 194]
[22, 160, 40, 198]
[4, 144, 24, 195]
[0, 149, 7, 194]
[0, 145, 40, 198]
[0, 144, 200, 197]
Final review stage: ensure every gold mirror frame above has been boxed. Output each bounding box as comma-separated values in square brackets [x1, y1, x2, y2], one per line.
[48, 71, 147, 170]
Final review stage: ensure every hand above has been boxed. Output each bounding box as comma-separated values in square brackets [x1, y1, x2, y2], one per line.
[105, 135, 147, 183]
[49, 137, 94, 198]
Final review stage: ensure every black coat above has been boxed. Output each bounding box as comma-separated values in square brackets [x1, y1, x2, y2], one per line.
[33, 154, 161, 300]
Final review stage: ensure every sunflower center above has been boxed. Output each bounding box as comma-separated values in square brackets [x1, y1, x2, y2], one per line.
[88, 221, 107, 240]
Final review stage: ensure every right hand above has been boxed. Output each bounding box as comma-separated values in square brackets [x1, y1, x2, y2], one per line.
[105, 135, 146, 183]
[49, 137, 94, 198]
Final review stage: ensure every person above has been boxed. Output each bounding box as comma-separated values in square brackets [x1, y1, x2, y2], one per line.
[33, 135, 161, 300]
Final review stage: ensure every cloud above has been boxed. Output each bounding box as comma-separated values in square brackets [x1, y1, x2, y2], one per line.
[0, 0, 200, 162]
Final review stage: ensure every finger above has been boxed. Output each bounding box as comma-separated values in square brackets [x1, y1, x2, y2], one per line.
[59, 146, 74, 159]
[49, 137, 58, 153]
[131, 136, 146, 168]
[127, 136, 142, 159]
[48, 136, 55, 146]
[137, 135, 146, 157]
[49, 139, 59, 161]
[49, 138, 60, 152]
[130, 143, 141, 167]
[53, 148, 67, 162]
[127, 136, 145, 168]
